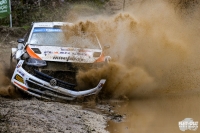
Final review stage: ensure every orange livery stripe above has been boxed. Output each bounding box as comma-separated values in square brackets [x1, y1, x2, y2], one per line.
[14, 81, 28, 91]
[26, 46, 42, 60]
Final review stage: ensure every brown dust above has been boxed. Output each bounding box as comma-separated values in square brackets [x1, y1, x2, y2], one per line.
[63, 0, 200, 99]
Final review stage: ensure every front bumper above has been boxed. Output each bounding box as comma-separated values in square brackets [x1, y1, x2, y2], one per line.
[11, 60, 106, 100]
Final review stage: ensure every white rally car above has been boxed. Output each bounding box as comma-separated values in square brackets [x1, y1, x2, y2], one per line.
[10, 22, 110, 100]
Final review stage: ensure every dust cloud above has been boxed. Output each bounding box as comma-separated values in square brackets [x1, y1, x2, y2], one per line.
[64, 0, 200, 99]
[0, 64, 19, 97]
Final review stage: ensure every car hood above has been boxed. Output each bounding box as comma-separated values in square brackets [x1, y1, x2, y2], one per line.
[26, 45, 103, 63]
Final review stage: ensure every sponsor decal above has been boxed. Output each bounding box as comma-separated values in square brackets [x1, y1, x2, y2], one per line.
[60, 51, 86, 55]
[60, 48, 91, 53]
[53, 56, 84, 61]
[69, 56, 84, 61]
[60, 52, 67, 54]
[44, 51, 53, 54]
[54, 52, 59, 54]
[16, 64, 21, 68]
[60, 52, 65, 54]
[17, 70, 24, 77]
[60, 48, 68, 51]
[33, 28, 62, 33]
[60, 51, 70, 54]
[53, 56, 70, 61]
[16, 61, 23, 68]
[61, 48, 74, 51]
[179, 118, 198, 131]
[15, 74, 24, 84]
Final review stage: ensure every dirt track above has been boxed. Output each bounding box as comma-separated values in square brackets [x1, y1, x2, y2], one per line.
[0, 97, 109, 133]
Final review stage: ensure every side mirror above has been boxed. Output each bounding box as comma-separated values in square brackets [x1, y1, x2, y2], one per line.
[103, 44, 110, 50]
[17, 38, 25, 43]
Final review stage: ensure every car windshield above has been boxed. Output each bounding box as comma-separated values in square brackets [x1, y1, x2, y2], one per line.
[29, 27, 101, 49]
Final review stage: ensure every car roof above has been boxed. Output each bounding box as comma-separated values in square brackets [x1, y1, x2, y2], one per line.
[32, 22, 74, 28]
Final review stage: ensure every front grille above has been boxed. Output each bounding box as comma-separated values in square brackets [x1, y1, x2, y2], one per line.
[33, 69, 76, 90]
[26, 80, 75, 100]
[27, 80, 47, 91]
[40, 70, 77, 84]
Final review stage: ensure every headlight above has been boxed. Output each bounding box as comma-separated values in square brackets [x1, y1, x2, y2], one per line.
[26, 58, 47, 67]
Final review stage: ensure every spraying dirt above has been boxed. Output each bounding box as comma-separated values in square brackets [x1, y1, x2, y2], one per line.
[0, 26, 27, 97]
[61, 0, 200, 99]
[0, 58, 19, 98]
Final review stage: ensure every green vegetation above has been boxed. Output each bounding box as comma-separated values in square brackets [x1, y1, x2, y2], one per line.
[0, 0, 108, 27]
[3, 0, 197, 28]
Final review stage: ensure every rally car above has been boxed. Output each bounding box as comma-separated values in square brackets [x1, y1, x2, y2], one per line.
[10, 22, 110, 101]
